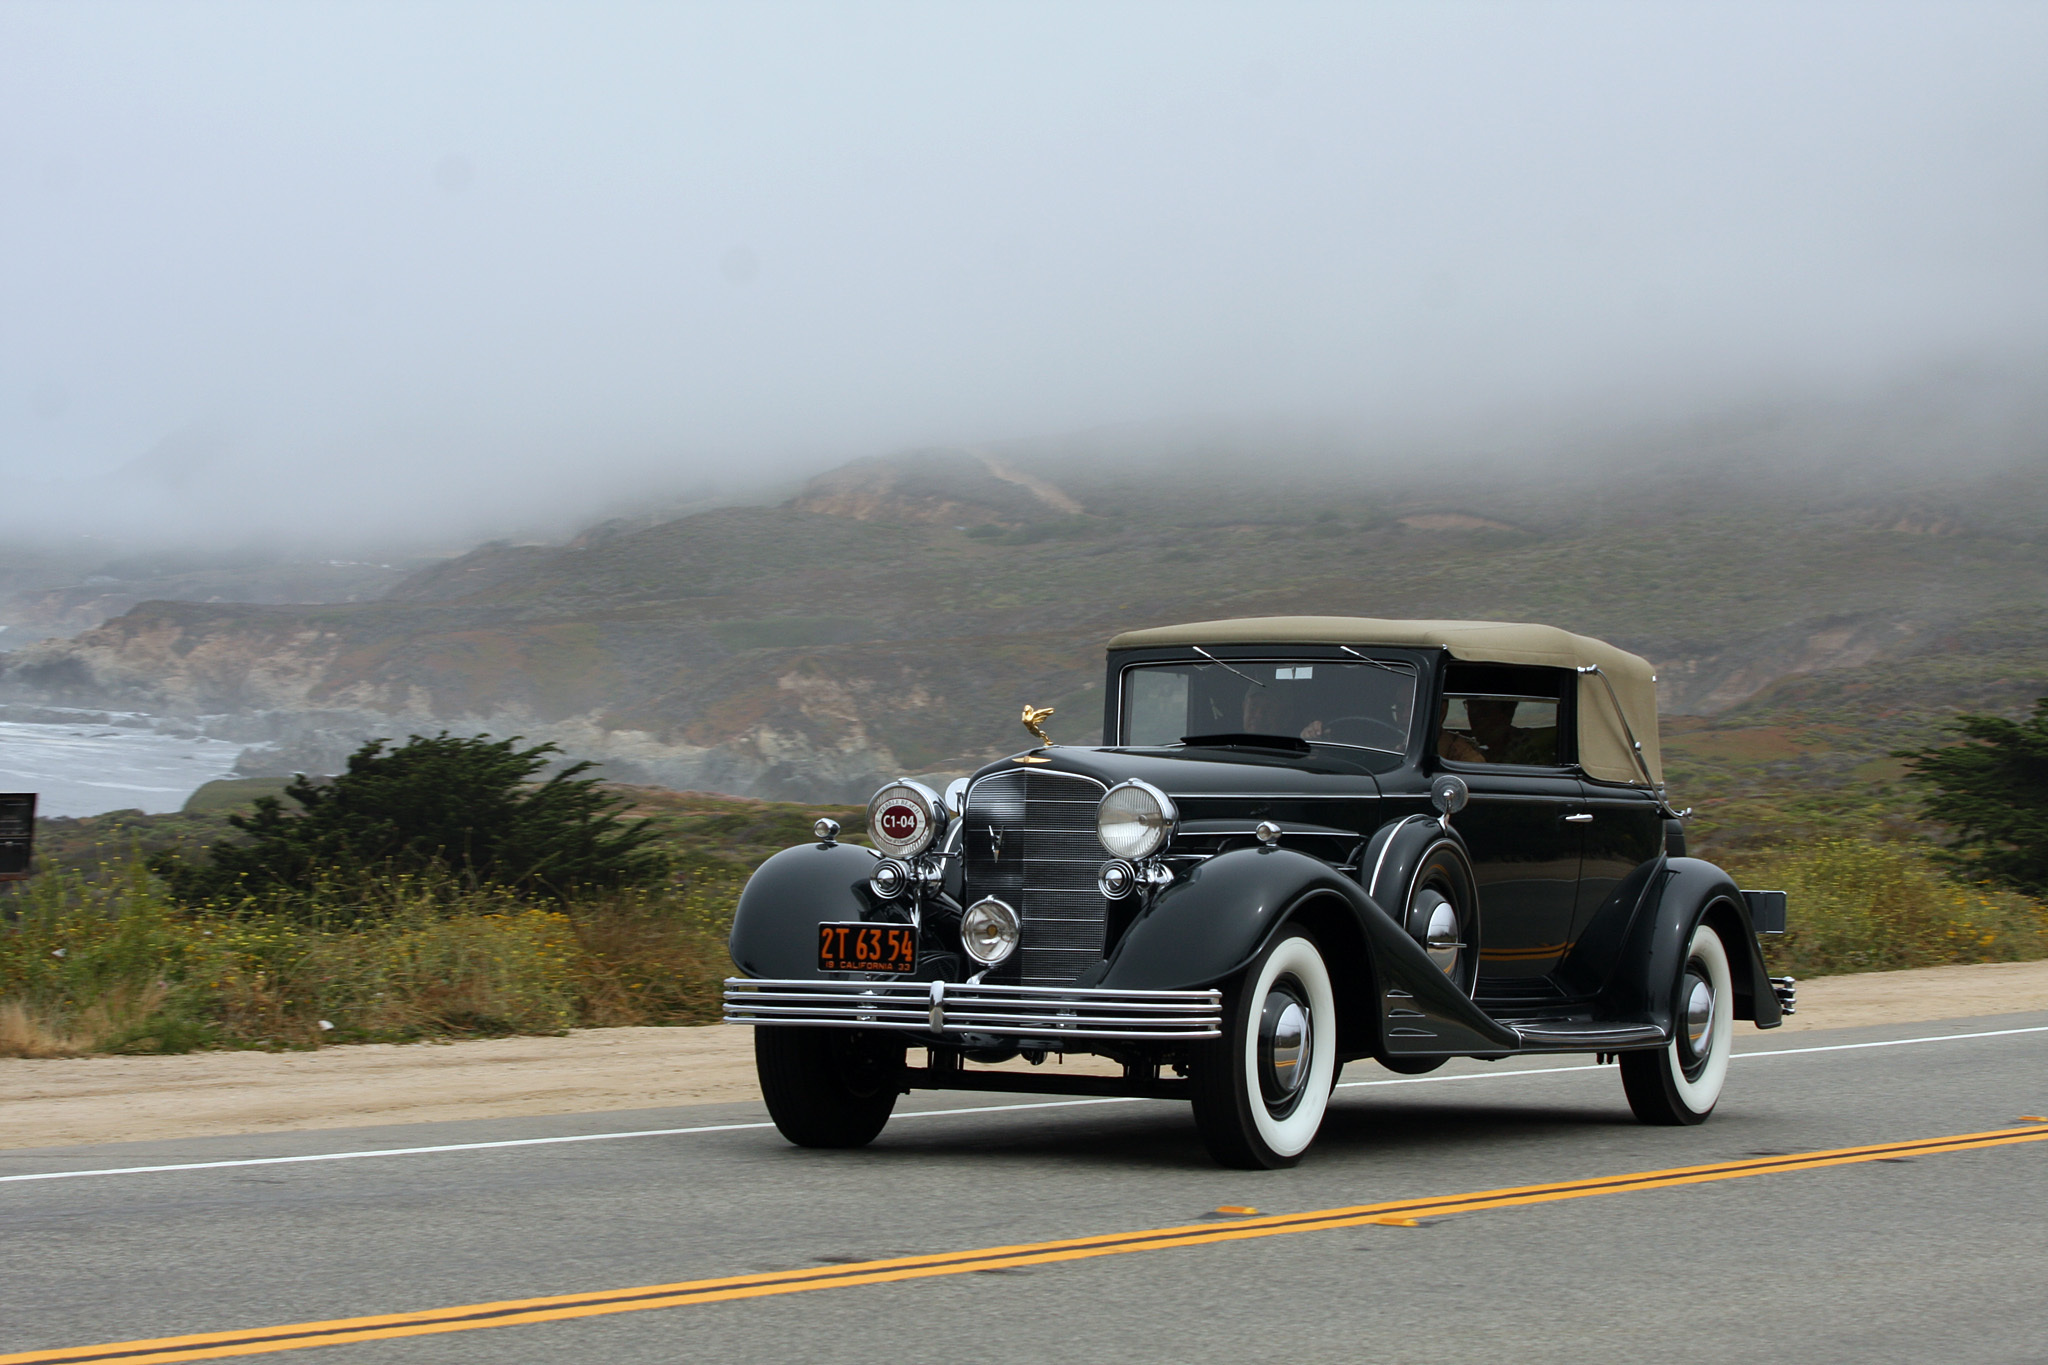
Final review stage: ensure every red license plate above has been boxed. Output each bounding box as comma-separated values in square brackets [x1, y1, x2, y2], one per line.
[817, 921, 918, 973]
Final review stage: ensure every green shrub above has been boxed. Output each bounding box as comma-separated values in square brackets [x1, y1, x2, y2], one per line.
[1898, 696, 2048, 897]
[151, 733, 665, 913]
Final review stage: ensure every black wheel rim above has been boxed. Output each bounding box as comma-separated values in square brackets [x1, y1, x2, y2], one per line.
[832, 1030, 900, 1099]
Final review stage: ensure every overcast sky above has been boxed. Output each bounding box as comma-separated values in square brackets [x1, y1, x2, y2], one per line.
[4, 1, 2046, 548]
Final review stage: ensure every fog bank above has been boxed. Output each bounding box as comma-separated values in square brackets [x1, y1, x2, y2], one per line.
[5, 1, 2046, 550]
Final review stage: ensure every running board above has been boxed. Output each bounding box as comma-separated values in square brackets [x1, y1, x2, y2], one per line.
[1506, 1021, 1667, 1052]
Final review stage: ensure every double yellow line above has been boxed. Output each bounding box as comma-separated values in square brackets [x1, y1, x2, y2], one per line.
[8, 1122, 2046, 1365]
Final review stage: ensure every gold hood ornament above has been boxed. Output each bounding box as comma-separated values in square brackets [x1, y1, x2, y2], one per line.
[1020, 704, 1056, 747]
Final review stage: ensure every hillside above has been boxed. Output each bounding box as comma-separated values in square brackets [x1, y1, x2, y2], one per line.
[3, 401, 2046, 803]
[0, 547, 427, 650]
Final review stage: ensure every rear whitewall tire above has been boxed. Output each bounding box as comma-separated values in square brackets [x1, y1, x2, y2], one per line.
[1620, 920, 1735, 1126]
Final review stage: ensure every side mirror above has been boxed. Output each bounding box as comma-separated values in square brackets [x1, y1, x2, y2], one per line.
[1429, 773, 1469, 817]
[944, 777, 970, 820]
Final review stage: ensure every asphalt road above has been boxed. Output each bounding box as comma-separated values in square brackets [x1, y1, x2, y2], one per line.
[6, 1013, 2047, 1365]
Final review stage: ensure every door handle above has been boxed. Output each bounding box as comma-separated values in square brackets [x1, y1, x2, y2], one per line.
[1563, 813, 1594, 823]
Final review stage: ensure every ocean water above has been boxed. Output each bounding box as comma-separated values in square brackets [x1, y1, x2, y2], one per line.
[0, 720, 243, 818]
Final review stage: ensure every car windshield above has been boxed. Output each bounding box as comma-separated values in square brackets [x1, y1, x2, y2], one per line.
[1121, 658, 1417, 753]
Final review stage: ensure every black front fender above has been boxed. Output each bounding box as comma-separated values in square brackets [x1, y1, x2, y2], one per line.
[1100, 845, 1519, 1056]
[728, 841, 881, 979]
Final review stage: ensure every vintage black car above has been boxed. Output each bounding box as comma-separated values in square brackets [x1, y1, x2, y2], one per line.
[724, 617, 1794, 1168]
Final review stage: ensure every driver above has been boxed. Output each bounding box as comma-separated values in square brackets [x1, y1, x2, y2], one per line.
[1242, 686, 1324, 740]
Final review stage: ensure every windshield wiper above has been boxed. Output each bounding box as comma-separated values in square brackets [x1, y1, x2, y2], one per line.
[1338, 645, 1416, 674]
[1192, 646, 1265, 689]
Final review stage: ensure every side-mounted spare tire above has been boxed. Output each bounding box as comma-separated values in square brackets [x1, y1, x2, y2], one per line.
[1362, 816, 1480, 999]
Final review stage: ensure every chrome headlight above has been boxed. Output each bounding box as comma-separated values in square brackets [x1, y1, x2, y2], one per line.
[867, 779, 946, 858]
[1096, 780, 1177, 860]
[960, 896, 1021, 965]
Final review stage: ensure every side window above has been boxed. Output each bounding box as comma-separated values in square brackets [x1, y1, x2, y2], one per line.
[1439, 664, 1571, 768]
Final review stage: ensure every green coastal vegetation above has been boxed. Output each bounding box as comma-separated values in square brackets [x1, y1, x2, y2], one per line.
[1660, 642, 2048, 980]
[3, 692, 2044, 1057]
[4, 443, 2048, 1057]
[0, 744, 863, 1058]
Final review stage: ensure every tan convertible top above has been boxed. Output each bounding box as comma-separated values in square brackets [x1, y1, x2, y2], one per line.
[1106, 616, 1662, 786]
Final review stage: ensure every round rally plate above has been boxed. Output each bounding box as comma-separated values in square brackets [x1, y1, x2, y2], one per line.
[875, 797, 927, 849]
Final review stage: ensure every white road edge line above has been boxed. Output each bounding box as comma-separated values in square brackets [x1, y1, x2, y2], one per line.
[5, 1022, 2043, 1186]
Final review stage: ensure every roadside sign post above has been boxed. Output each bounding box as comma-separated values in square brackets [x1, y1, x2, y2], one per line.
[0, 792, 35, 882]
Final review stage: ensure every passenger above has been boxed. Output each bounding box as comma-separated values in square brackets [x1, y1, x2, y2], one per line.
[1437, 698, 1485, 762]
[1462, 697, 1553, 765]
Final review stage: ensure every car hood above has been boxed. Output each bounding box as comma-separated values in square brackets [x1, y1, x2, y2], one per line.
[967, 744, 1397, 802]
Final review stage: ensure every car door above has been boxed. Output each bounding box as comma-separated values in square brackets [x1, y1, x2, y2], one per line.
[1436, 664, 1584, 984]
[1572, 779, 1665, 939]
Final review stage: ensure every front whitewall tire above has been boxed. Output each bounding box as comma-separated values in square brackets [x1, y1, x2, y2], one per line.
[1191, 928, 1338, 1169]
[1243, 935, 1339, 1159]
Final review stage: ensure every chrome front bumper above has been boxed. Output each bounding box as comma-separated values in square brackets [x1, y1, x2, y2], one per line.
[722, 978, 1224, 1041]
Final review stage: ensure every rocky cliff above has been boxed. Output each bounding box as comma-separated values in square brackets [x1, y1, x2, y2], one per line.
[4, 442, 2045, 802]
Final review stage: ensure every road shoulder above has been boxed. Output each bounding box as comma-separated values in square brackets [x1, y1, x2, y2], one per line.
[5, 957, 2046, 1150]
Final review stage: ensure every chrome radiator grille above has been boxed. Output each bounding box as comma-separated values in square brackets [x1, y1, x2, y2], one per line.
[962, 767, 1109, 986]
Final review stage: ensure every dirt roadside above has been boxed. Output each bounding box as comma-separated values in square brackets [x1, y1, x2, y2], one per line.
[5, 959, 2046, 1152]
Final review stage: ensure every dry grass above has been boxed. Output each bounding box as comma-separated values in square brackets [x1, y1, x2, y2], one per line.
[0, 983, 173, 1058]
[1, 862, 743, 1054]
[0, 1001, 90, 1058]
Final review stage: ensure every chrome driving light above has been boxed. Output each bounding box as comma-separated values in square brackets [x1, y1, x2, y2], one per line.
[867, 779, 947, 858]
[960, 896, 1021, 966]
[868, 858, 909, 900]
[1096, 779, 1178, 860]
[910, 856, 945, 894]
[1097, 858, 1138, 899]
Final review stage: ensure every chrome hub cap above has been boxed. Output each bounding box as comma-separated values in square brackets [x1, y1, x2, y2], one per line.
[1258, 986, 1314, 1113]
[1414, 889, 1461, 976]
[1270, 1001, 1310, 1092]
[1681, 971, 1715, 1062]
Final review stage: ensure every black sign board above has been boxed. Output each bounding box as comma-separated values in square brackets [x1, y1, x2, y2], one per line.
[0, 793, 35, 881]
